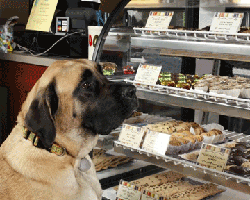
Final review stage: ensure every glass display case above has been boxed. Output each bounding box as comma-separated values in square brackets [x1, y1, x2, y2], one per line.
[95, 0, 250, 197]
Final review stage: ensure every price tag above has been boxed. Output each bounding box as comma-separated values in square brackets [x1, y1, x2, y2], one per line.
[142, 130, 171, 156]
[141, 190, 159, 200]
[210, 12, 244, 34]
[116, 181, 142, 200]
[197, 143, 231, 172]
[145, 11, 174, 29]
[135, 63, 162, 85]
[118, 124, 145, 149]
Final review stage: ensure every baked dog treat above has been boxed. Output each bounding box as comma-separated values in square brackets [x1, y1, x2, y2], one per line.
[130, 171, 184, 187]
[168, 183, 224, 200]
[92, 149, 133, 172]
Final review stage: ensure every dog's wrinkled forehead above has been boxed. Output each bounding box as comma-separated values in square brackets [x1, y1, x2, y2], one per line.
[49, 59, 106, 93]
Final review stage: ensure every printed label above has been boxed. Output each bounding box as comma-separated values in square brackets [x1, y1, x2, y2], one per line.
[197, 143, 231, 172]
[210, 12, 244, 34]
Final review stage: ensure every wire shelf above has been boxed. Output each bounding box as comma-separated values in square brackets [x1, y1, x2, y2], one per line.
[114, 135, 250, 187]
[133, 27, 250, 43]
[125, 78, 250, 110]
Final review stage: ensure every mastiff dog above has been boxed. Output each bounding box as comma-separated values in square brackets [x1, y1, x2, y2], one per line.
[0, 59, 137, 200]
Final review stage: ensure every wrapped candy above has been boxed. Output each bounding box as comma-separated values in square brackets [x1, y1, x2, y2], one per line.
[0, 16, 19, 53]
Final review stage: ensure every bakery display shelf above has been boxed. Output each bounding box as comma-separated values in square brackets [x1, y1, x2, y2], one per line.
[130, 33, 250, 62]
[133, 27, 250, 43]
[114, 141, 250, 195]
[124, 78, 250, 120]
[102, 174, 250, 200]
[102, 186, 250, 200]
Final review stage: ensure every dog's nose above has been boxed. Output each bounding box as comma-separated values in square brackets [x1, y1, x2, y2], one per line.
[122, 85, 137, 99]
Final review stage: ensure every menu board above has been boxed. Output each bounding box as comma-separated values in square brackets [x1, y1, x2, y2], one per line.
[210, 12, 244, 34]
[116, 181, 142, 200]
[135, 64, 162, 85]
[118, 124, 145, 149]
[145, 11, 174, 29]
[142, 130, 171, 156]
[197, 143, 231, 172]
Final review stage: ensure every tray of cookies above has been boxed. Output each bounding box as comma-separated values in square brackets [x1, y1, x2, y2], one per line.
[118, 119, 227, 156]
[93, 148, 134, 172]
[115, 170, 225, 200]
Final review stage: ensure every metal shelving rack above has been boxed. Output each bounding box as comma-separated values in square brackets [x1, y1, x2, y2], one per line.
[125, 78, 250, 119]
[114, 141, 250, 195]
[112, 129, 250, 194]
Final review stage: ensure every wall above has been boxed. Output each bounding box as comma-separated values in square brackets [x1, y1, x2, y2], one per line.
[0, 0, 29, 25]
[0, 61, 47, 143]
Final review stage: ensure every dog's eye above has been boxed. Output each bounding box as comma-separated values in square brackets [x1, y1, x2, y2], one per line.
[82, 82, 92, 89]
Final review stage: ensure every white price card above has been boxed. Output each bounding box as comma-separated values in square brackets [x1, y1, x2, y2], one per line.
[210, 12, 244, 34]
[118, 124, 145, 149]
[197, 143, 231, 172]
[135, 63, 162, 85]
[145, 11, 174, 29]
[116, 181, 142, 200]
[142, 130, 171, 156]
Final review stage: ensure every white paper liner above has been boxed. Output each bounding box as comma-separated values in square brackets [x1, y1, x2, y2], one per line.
[209, 89, 219, 95]
[218, 89, 241, 98]
[202, 135, 215, 144]
[166, 144, 182, 155]
[201, 123, 226, 143]
[241, 88, 250, 99]
[193, 86, 208, 92]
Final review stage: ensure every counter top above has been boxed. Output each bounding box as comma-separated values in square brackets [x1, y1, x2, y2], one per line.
[0, 51, 70, 67]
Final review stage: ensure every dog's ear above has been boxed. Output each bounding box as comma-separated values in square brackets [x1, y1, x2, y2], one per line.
[24, 80, 58, 150]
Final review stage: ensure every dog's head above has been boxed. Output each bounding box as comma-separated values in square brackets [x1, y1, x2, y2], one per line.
[18, 59, 137, 157]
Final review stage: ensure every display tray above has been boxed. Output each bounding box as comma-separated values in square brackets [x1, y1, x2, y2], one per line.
[125, 78, 250, 109]
[97, 150, 164, 190]
[102, 173, 250, 200]
[102, 187, 250, 200]
[114, 128, 250, 194]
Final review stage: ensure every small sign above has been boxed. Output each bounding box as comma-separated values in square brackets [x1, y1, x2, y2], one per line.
[135, 63, 162, 85]
[197, 143, 231, 172]
[142, 130, 171, 156]
[116, 181, 142, 200]
[118, 124, 145, 149]
[26, 0, 59, 32]
[56, 17, 69, 35]
[210, 12, 244, 34]
[145, 11, 174, 29]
